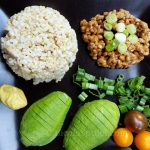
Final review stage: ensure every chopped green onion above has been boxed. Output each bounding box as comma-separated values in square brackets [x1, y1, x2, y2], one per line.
[137, 76, 145, 90]
[82, 82, 98, 90]
[105, 39, 119, 52]
[99, 93, 106, 99]
[82, 78, 88, 82]
[116, 74, 125, 82]
[117, 87, 126, 96]
[89, 83, 98, 90]
[145, 88, 150, 95]
[73, 74, 81, 87]
[115, 22, 125, 32]
[143, 107, 150, 117]
[126, 24, 137, 34]
[106, 13, 117, 24]
[103, 83, 109, 90]
[84, 73, 95, 81]
[126, 88, 132, 96]
[117, 77, 124, 82]
[133, 90, 141, 98]
[95, 79, 103, 89]
[136, 105, 144, 112]
[112, 39, 120, 49]
[143, 105, 149, 109]
[104, 31, 114, 40]
[115, 81, 126, 96]
[107, 85, 115, 91]
[119, 105, 128, 114]
[128, 34, 138, 44]
[98, 80, 104, 89]
[129, 97, 135, 102]
[78, 92, 88, 102]
[140, 96, 148, 103]
[75, 74, 82, 82]
[95, 79, 99, 85]
[141, 85, 145, 92]
[105, 43, 115, 52]
[119, 96, 129, 104]
[104, 78, 115, 85]
[89, 90, 100, 98]
[103, 79, 115, 90]
[106, 90, 114, 96]
[77, 67, 85, 76]
[128, 76, 145, 91]
[143, 95, 149, 100]
[118, 43, 127, 54]
[140, 98, 146, 106]
[115, 33, 126, 43]
[104, 21, 113, 31]
[127, 101, 135, 110]
[123, 29, 129, 37]
[74, 67, 150, 115]
[82, 82, 88, 89]
[77, 71, 84, 77]
[104, 78, 111, 83]
[138, 76, 146, 85]
[118, 74, 125, 79]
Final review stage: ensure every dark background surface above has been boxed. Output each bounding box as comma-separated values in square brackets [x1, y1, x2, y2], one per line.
[0, 0, 150, 150]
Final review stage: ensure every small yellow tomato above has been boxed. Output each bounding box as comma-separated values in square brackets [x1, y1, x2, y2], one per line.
[135, 131, 150, 150]
[113, 128, 133, 147]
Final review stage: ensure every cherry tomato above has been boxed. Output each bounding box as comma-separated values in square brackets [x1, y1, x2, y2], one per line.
[124, 110, 148, 133]
[135, 131, 150, 150]
[113, 128, 133, 147]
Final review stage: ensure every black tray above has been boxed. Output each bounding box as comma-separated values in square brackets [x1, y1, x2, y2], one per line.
[0, 0, 150, 150]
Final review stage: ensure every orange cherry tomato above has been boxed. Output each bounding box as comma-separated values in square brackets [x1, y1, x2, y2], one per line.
[135, 131, 150, 150]
[113, 128, 133, 147]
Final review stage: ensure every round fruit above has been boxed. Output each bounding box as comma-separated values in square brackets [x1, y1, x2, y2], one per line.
[135, 131, 150, 150]
[113, 128, 133, 147]
[124, 110, 148, 133]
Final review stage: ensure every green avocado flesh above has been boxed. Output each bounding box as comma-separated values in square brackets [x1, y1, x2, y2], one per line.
[20, 91, 72, 147]
[64, 100, 120, 150]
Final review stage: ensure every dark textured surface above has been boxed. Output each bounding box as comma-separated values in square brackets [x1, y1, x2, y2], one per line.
[0, 0, 150, 150]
